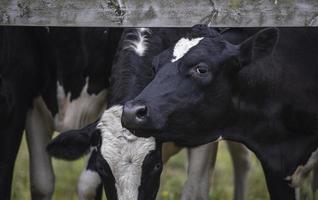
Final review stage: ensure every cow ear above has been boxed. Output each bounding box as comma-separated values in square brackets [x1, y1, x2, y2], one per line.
[239, 28, 279, 66]
[152, 49, 172, 72]
[47, 121, 100, 160]
[152, 55, 161, 73]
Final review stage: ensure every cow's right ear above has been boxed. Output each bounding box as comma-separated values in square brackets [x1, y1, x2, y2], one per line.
[152, 49, 172, 73]
[152, 55, 161, 73]
[47, 121, 100, 160]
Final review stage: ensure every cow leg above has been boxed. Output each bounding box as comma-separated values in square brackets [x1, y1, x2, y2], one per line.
[263, 166, 296, 200]
[78, 169, 102, 200]
[181, 142, 218, 200]
[162, 142, 183, 163]
[295, 188, 300, 200]
[95, 185, 103, 200]
[312, 166, 318, 199]
[0, 122, 25, 200]
[78, 153, 102, 200]
[26, 97, 54, 200]
[226, 141, 250, 200]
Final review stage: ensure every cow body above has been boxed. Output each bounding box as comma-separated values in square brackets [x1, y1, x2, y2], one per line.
[25, 27, 122, 200]
[122, 26, 318, 200]
[47, 27, 120, 131]
[0, 27, 51, 200]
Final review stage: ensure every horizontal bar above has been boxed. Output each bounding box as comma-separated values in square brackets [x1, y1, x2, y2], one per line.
[0, 0, 317, 27]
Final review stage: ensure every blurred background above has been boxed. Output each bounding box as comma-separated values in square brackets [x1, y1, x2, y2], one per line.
[12, 134, 315, 200]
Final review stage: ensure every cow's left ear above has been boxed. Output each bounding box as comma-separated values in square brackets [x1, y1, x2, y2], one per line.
[238, 28, 279, 66]
[47, 121, 101, 160]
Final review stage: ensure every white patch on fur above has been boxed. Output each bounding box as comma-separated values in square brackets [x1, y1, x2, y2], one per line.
[54, 77, 107, 132]
[285, 148, 318, 187]
[171, 37, 204, 62]
[78, 169, 101, 200]
[98, 106, 156, 200]
[123, 28, 151, 56]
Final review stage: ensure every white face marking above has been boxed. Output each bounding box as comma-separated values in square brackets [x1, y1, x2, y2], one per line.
[171, 37, 204, 62]
[54, 77, 107, 132]
[123, 28, 151, 57]
[98, 106, 156, 200]
[285, 147, 318, 187]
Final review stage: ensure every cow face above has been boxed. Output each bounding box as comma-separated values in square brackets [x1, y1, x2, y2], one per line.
[47, 106, 162, 200]
[122, 26, 279, 146]
[96, 106, 162, 200]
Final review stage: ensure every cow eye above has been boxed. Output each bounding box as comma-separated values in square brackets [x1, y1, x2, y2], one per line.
[195, 64, 209, 74]
[190, 63, 212, 84]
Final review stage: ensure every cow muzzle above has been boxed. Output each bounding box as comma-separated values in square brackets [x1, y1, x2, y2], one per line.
[122, 100, 149, 129]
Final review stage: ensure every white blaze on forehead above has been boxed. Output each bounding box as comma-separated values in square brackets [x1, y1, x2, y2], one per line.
[98, 105, 156, 200]
[124, 28, 151, 57]
[171, 37, 204, 62]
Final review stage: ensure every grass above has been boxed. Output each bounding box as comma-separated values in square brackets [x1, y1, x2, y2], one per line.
[12, 134, 314, 200]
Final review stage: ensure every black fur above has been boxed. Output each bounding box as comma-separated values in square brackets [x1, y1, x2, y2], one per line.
[44, 27, 123, 116]
[108, 28, 188, 106]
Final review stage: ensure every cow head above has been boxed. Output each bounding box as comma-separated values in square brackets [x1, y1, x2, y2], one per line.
[122, 25, 279, 146]
[47, 106, 162, 200]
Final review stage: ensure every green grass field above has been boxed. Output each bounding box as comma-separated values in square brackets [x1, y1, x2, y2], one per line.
[12, 134, 315, 200]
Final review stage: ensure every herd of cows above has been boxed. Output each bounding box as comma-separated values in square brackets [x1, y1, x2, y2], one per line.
[0, 25, 318, 200]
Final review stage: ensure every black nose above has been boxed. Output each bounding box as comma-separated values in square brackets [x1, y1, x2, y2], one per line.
[122, 101, 148, 129]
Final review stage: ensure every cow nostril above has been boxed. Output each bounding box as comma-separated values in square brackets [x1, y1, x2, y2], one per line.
[136, 106, 147, 119]
[122, 102, 149, 128]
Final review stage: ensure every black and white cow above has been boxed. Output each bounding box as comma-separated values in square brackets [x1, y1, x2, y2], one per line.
[47, 27, 182, 200]
[0, 26, 52, 200]
[122, 25, 318, 200]
[25, 27, 122, 200]
[48, 27, 251, 200]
